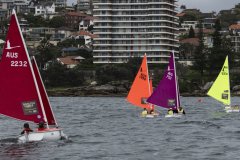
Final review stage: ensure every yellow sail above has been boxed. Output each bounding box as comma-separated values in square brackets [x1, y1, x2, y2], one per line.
[207, 56, 230, 105]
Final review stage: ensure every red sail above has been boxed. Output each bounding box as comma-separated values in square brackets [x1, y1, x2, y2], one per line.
[0, 11, 45, 123]
[32, 57, 57, 125]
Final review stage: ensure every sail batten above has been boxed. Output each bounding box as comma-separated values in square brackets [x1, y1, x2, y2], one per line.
[147, 52, 179, 109]
[207, 56, 230, 105]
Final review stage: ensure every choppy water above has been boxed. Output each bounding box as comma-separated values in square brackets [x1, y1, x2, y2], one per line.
[1, 97, 240, 160]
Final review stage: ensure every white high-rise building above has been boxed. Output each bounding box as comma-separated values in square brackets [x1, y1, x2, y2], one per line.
[77, 0, 92, 13]
[92, 0, 179, 64]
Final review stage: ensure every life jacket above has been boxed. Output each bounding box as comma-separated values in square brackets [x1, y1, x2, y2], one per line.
[168, 110, 173, 115]
[178, 108, 184, 113]
[38, 128, 45, 131]
[23, 128, 32, 134]
[141, 110, 148, 116]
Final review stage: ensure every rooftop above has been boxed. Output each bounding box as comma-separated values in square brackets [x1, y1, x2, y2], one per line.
[229, 24, 240, 30]
[180, 38, 199, 46]
[57, 56, 84, 65]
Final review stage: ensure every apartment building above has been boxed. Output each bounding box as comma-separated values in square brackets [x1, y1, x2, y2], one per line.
[77, 0, 92, 14]
[92, 0, 179, 63]
[55, 0, 66, 8]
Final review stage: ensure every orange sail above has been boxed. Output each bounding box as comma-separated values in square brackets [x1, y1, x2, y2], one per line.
[127, 54, 152, 109]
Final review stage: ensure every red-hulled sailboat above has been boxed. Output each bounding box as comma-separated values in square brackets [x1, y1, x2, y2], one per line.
[0, 9, 65, 142]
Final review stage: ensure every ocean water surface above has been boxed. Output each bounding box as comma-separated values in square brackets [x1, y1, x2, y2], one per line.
[1, 97, 240, 160]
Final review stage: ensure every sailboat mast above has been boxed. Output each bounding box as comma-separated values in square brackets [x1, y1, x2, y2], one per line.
[227, 56, 231, 106]
[172, 51, 180, 108]
[145, 53, 153, 109]
[145, 53, 151, 96]
[13, 10, 49, 127]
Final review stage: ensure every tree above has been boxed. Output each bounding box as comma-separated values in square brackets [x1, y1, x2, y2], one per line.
[44, 61, 68, 87]
[57, 38, 85, 48]
[75, 48, 93, 59]
[23, 14, 47, 27]
[212, 19, 222, 47]
[207, 19, 224, 74]
[188, 26, 195, 38]
[124, 57, 142, 81]
[44, 61, 85, 87]
[207, 19, 233, 75]
[192, 20, 206, 76]
[36, 36, 61, 70]
[221, 36, 235, 68]
[49, 16, 65, 28]
[180, 5, 186, 10]
[179, 43, 195, 59]
[95, 64, 131, 84]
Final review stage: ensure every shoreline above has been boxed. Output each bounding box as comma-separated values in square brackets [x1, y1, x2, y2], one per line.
[46, 86, 240, 97]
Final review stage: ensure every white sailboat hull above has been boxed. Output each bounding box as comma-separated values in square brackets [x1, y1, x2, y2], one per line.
[18, 128, 65, 143]
[145, 113, 159, 118]
[225, 106, 240, 113]
[165, 114, 182, 118]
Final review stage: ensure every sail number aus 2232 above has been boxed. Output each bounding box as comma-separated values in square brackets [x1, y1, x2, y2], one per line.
[11, 61, 27, 67]
[6, 52, 28, 67]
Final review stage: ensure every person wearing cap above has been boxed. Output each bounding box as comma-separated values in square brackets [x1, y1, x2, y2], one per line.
[178, 106, 186, 115]
[167, 108, 173, 115]
[20, 123, 33, 135]
[141, 108, 148, 117]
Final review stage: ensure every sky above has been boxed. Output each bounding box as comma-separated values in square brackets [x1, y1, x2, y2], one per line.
[178, 0, 239, 13]
[67, 0, 240, 13]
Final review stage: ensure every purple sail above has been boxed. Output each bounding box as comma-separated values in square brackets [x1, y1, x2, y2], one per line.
[147, 52, 180, 109]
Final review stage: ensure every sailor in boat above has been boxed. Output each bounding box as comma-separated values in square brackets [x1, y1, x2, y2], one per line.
[178, 107, 186, 115]
[148, 106, 159, 116]
[172, 108, 178, 114]
[149, 109, 154, 114]
[167, 108, 174, 115]
[141, 108, 148, 117]
[232, 105, 240, 110]
[226, 105, 240, 111]
[37, 121, 46, 131]
[20, 123, 33, 135]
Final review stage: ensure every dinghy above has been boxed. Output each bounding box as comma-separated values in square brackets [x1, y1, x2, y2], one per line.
[147, 52, 184, 118]
[126, 54, 158, 117]
[0, 9, 65, 142]
[207, 56, 240, 113]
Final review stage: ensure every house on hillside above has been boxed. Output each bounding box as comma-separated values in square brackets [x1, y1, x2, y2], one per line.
[57, 56, 85, 68]
[79, 16, 94, 31]
[229, 23, 240, 52]
[202, 18, 216, 29]
[32, 2, 56, 19]
[181, 21, 198, 31]
[179, 37, 199, 66]
[72, 30, 98, 45]
[26, 27, 72, 48]
[65, 12, 90, 30]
